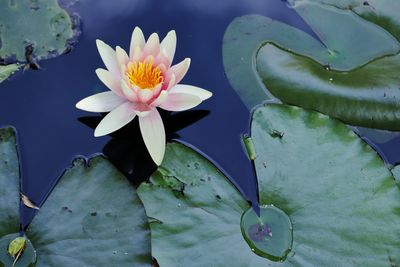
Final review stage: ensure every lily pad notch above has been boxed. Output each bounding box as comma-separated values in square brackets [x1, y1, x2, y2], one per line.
[0, 126, 152, 267]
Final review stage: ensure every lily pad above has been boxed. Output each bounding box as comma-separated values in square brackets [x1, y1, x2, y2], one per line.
[0, 127, 20, 238]
[0, 65, 20, 84]
[222, 1, 400, 130]
[137, 143, 274, 266]
[0, 127, 152, 266]
[289, 0, 400, 41]
[251, 103, 400, 266]
[0, 0, 77, 64]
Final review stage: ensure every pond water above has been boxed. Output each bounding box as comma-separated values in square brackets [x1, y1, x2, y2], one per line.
[0, 0, 398, 229]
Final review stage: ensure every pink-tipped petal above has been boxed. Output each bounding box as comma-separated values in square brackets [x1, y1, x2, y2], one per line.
[121, 80, 138, 102]
[130, 27, 145, 58]
[96, 68, 123, 97]
[150, 90, 168, 107]
[76, 92, 127, 112]
[158, 93, 202, 112]
[139, 109, 166, 165]
[94, 102, 136, 137]
[138, 89, 153, 103]
[144, 33, 160, 56]
[169, 84, 213, 101]
[116, 46, 129, 66]
[168, 58, 191, 84]
[96, 39, 119, 75]
[160, 30, 176, 64]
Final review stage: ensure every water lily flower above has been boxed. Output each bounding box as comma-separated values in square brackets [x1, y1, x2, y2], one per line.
[76, 27, 212, 165]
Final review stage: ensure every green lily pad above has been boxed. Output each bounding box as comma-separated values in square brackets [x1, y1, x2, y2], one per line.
[0, 0, 77, 63]
[0, 127, 20, 238]
[289, 0, 400, 41]
[0, 65, 20, 84]
[223, 1, 400, 130]
[138, 143, 276, 266]
[0, 127, 152, 266]
[251, 103, 400, 266]
[0, 234, 36, 267]
[256, 43, 400, 130]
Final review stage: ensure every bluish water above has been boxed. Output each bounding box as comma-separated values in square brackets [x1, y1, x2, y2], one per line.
[0, 0, 367, 228]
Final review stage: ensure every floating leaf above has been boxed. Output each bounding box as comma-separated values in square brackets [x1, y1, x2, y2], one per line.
[251, 103, 400, 266]
[138, 143, 275, 266]
[223, 1, 400, 130]
[289, 0, 400, 41]
[0, 0, 78, 64]
[0, 233, 36, 267]
[0, 127, 20, 238]
[0, 65, 20, 84]
[0, 127, 152, 266]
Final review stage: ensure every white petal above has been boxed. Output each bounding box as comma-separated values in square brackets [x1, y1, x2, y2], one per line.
[139, 109, 166, 165]
[96, 39, 119, 75]
[76, 92, 127, 112]
[121, 80, 138, 102]
[169, 58, 191, 84]
[166, 73, 176, 90]
[151, 90, 168, 107]
[160, 30, 176, 64]
[94, 102, 136, 137]
[138, 89, 153, 103]
[131, 46, 142, 62]
[116, 46, 129, 66]
[96, 68, 123, 97]
[130, 27, 145, 58]
[134, 109, 152, 117]
[159, 93, 202, 112]
[144, 33, 160, 56]
[169, 84, 213, 101]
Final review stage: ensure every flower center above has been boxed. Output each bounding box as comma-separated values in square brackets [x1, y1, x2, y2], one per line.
[126, 58, 164, 89]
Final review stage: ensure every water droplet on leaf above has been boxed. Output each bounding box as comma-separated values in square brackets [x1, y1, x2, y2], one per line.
[240, 205, 293, 262]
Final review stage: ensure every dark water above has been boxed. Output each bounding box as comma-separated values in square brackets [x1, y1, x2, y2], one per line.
[0, 0, 388, 228]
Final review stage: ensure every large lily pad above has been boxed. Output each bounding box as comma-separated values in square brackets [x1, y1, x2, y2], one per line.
[138, 104, 400, 266]
[251, 103, 400, 266]
[289, 0, 400, 41]
[0, 127, 152, 266]
[137, 143, 272, 266]
[0, 0, 77, 64]
[222, 1, 400, 130]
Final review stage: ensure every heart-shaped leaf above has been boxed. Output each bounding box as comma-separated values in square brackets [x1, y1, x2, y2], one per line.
[251, 103, 400, 266]
[0, 127, 152, 266]
[223, 1, 400, 130]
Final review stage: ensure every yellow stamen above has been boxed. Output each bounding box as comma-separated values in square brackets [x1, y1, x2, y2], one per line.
[126, 58, 164, 89]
